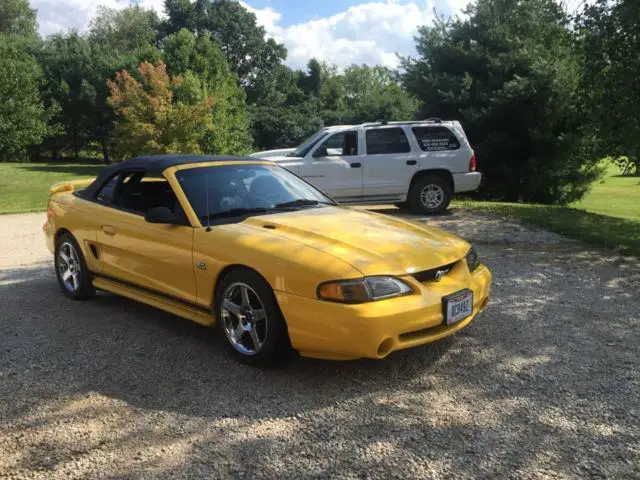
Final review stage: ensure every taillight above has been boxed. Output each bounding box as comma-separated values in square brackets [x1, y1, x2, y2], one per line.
[469, 153, 477, 172]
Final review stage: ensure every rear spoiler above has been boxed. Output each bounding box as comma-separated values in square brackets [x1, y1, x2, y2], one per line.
[49, 178, 95, 196]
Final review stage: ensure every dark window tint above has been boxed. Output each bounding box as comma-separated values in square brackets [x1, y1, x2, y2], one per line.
[412, 126, 460, 151]
[365, 128, 411, 155]
[95, 175, 120, 203]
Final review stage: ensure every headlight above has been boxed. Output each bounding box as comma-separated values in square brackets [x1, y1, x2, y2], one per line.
[466, 246, 480, 272]
[317, 276, 413, 303]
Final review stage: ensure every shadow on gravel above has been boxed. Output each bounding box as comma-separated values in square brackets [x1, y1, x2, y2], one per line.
[1, 238, 638, 478]
[0, 265, 453, 419]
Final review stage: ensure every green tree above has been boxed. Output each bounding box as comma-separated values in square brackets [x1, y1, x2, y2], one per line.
[250, 103, 324, 150]
[107, 61, 242, 157]
[249, 63, 324, 150]
[0, 0, 37, 37]
[576, 0, 640, 174]
[298, 59, 323, 97]
[40, 9, 161, 162]
[403, 0, 599, 203]
[163, 28, 251, 153]
[0, 35, 49, 161]
[89, 6, 160, 54]
[162, 0, 286, 97]
[326, 65, 418, 125]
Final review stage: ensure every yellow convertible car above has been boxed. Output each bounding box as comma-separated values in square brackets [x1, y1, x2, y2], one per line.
[44, 155, 492, 365]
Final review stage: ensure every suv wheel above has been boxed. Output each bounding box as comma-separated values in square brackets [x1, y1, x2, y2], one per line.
[408, 175, 452, 215]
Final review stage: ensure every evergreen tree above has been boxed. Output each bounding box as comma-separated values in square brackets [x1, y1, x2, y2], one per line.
[403, 0, 600, 203]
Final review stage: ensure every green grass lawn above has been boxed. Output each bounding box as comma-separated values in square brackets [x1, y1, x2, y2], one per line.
[456, 164, 640, 256]
[0, 163, 102, 214]
[572, 167, 640, 221]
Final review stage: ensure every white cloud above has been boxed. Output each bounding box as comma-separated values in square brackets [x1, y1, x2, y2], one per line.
[32, 0, 166, 37]
[247, 1, 461, 70]
[32, 0, 471, 68]
[239, 1, 282, 33]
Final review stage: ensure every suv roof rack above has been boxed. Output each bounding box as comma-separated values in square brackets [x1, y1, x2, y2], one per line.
[361, 119, 450, 128]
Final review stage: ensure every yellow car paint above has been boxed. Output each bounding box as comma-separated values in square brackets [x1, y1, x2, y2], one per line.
[44, 160, 492, 360]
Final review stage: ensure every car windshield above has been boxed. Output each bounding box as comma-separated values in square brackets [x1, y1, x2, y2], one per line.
[289, 130, 328, 158]
[175, 164, 335, 222]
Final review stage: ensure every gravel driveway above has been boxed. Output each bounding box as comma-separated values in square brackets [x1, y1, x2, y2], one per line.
[0, 209, 638, 479]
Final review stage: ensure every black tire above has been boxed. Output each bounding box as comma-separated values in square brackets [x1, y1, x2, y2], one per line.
[215, 268, 291, 366]
[394, 201, 408, 210]
[54, 232, 95, 300]
[408, 174, 453, 215]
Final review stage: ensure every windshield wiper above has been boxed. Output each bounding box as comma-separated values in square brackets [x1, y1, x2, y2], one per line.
[275, 199, 328, 208]
[203, 208, 271, 220]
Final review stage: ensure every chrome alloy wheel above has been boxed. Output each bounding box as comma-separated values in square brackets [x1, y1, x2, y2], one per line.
[420, 184, 445, 209]
[57, 242, 82, 292]
[221, 282, 268, 355]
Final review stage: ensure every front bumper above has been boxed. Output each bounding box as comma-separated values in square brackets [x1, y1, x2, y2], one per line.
[275, 262, 492, 360]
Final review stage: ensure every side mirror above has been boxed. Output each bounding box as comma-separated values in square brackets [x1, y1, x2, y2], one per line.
[145, 206, 178, 224]
[313, 145, 328, 158]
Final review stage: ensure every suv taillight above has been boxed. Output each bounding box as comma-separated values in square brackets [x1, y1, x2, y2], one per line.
[469, 153, 477, 172]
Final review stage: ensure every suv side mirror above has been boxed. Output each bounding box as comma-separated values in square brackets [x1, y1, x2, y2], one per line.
[313, 145, 328, 158]
[145, 206, 178, 224]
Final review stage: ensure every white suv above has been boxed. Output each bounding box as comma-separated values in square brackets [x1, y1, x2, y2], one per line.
[250, 119, 480, 214]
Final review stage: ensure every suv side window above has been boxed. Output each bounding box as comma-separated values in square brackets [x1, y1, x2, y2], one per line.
[313, 131, 358, 157]
[412, 126, 460, 151]
[365, 128, 411, 155]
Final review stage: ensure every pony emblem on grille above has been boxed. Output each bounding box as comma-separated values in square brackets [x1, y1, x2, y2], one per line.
[434, 269, 449, 281]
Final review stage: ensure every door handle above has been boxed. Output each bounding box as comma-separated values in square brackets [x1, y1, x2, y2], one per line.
[101, 225, 116, 236]
[406, 160, 417, 166]
[350, 163, 362, 168]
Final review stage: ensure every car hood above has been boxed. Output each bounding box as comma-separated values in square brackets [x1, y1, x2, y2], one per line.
[242, 207, 470, 276]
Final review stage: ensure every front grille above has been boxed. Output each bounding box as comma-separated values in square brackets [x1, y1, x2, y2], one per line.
[411, 261, 458, 283]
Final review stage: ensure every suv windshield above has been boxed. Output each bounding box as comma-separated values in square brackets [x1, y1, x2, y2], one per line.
[289, 130, 328, 158]
[176, 164, 335, 221]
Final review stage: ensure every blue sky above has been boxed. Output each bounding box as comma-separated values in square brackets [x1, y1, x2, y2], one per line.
[31, 0, 582, 69]
[246, 0, 457, 26]
[248, 0, 374, 25]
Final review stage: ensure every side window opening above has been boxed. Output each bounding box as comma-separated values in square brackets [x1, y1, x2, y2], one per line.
[95, 174, 121, 204]
[117, 174, 179, 215]
[314, 131, 358, 158]
[94, 172, 179, 216]
[365, 128, 411, 155]
[412, 126, 461, 151]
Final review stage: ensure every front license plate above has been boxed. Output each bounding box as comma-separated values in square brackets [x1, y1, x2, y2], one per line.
[443, 289, 473, 325]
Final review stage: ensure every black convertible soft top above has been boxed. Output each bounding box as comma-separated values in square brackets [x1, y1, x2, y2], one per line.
[82, 154, 261, 198]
